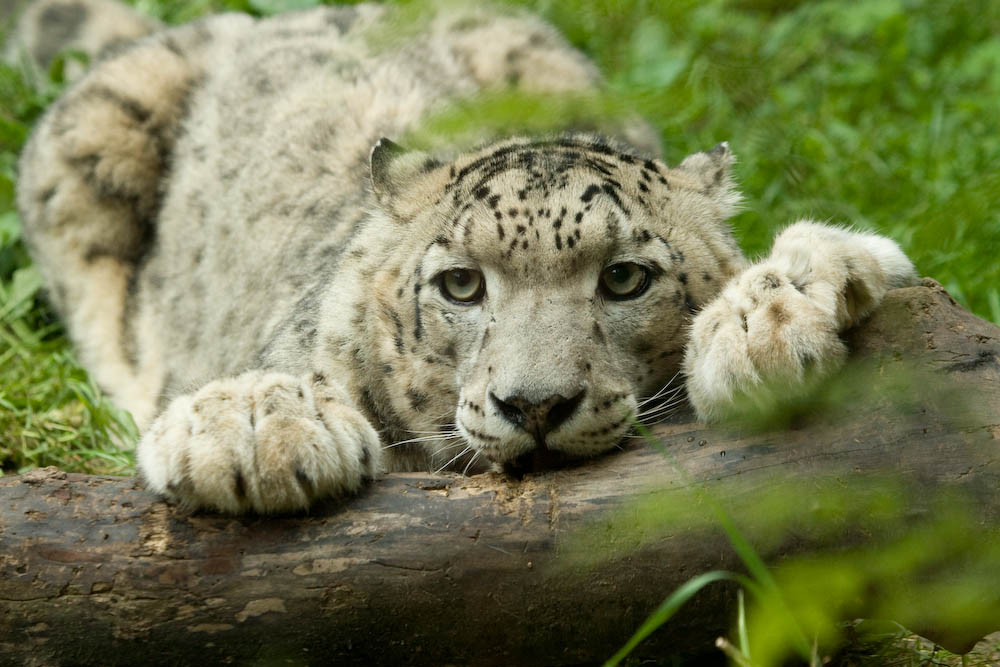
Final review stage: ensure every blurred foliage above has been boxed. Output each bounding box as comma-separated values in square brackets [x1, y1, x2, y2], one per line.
[578, 454, 1000, 665]
[577, 358, 999, 665]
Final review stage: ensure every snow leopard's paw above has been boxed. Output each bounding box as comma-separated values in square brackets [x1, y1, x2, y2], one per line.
[138, 371, 381, 513]
[684, 221, 917, 421]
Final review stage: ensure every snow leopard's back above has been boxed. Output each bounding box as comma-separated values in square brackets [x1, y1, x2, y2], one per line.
[15, 1, 615, 425]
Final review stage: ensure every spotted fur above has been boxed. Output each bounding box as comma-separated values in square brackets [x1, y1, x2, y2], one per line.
[14, 1, 917, 513]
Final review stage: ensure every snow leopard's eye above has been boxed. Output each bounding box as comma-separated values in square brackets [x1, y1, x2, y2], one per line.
[599, 263, 650, 300]
[439, 268, 485, 304]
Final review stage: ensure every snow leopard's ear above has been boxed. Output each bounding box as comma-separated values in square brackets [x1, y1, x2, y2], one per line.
[674, 142, 741, 217]
[370, 137, 409, 200]
[370, 138, 446, 214]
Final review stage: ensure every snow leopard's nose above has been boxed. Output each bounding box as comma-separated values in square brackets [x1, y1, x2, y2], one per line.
[489, 390, 586, 440]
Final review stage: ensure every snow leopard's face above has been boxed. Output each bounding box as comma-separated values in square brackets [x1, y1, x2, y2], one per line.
[368, 135, 744, 472]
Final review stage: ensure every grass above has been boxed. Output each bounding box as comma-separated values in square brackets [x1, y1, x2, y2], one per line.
[0, 45, 139, 474]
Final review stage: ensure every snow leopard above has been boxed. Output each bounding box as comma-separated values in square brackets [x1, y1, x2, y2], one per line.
[12, 0, 918, 513]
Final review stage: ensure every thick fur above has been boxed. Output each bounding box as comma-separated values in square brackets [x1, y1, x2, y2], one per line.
[4, 0, 160, 77]
[14, 1, 918, 513]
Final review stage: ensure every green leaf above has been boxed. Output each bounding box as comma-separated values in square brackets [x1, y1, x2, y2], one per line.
[0, 116, 27, 153]
[0, 211, 21, 248]
[248, 0, 321, 16]
[0, 265, 41, 322]
[988, 288, 1000, 326]
[605, 572, 757, 666]
[47, 50, 90, 86]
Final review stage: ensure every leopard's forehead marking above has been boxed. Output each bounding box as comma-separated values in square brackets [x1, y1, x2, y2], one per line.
[435, 138, 672, 277]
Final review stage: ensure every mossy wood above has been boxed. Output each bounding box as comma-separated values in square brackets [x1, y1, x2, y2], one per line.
[1, 280, 998, 666]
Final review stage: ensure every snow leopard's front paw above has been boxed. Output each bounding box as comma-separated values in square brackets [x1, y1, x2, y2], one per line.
[683, 222, 917, 422]
[683, 264, 848, 421]
[137, 371, 382, 513]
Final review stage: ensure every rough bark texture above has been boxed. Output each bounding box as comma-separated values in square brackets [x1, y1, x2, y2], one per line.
[1, 279, 998, 666]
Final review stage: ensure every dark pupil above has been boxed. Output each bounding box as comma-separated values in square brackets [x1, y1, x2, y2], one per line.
[451, 270, 472, 287]
[608, 266, 632, 285]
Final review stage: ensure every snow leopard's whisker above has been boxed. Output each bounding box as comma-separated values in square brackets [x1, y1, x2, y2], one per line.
[461, 450, 483, 476]
[636, 406, 683, 423]
[636, 371, 682, 409]
[634, 395, 684, 421]
[636, 393, 685, 419]
[638, 394, 686, 415]
[635, 385, 684, 412]
[636, 384, 684, 412]
[404, 428, 460, 436]
[434, 445, 474, 474]
[636, 409, 681, 428]
[402, 409, 457, 429]
[642, 372, 677, 397]
[637, 387, 673, 410]
[635, 396, 686, 421]
[384, 436, 453, 448]
[384, 433, 461, 449]
[635, 399, 686, 424]
[431, 440, 469, 454]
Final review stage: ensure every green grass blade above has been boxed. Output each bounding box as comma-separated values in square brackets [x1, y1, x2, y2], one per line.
[737, 588, 750, 659]
[631, 420, 813, 659]
[605, 571, 757, 666]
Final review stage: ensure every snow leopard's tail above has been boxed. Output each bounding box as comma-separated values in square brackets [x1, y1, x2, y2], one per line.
[14, 11, 235, 425]
[5, 0, 160, 78]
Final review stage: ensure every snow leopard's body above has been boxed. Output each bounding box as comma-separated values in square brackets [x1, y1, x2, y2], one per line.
[14, 0, 917, 513]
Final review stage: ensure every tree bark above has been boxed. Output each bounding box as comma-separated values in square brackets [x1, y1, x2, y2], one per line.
[1, 279, 998, 666]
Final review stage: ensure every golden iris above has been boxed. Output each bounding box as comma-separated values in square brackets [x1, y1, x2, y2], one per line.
[440, 269, 485, 303]
[600, 263, 650, 299]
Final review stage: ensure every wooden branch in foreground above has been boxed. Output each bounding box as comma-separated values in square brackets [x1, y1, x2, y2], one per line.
[1, 280, 998, 666]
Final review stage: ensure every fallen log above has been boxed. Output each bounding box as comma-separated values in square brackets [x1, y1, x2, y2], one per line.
[1, 279, 998, 666]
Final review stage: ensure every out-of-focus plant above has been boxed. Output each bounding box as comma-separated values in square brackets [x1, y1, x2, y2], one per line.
[577, 359, 999, 665]
[595, 469, 1000, 665]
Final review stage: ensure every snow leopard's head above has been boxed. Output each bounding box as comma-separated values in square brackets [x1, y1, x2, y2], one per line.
[365, 134, 744, 473]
